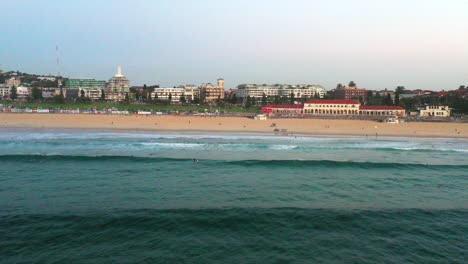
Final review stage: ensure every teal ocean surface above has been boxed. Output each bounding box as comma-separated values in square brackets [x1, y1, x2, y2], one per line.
[0, 128, 466, 263]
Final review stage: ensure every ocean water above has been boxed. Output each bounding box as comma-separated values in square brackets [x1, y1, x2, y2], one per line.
[0, 128, 466, 263]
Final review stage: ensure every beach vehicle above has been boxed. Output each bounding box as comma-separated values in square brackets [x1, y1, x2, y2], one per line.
[383, 116, 404, 123]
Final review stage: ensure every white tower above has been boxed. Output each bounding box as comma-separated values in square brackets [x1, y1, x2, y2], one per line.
[116, 66, 123, 77]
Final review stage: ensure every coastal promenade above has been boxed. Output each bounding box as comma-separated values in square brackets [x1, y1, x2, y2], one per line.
[1, 113, 466, 138]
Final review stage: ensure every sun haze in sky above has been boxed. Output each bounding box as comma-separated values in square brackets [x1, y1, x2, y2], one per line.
[1, 0, 467, 90]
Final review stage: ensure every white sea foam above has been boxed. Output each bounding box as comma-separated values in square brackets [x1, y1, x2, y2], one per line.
[0, 128, 466, 156]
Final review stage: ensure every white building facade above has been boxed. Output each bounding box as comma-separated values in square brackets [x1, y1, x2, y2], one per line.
[151, 86, 200, 102]
[235, 84, 326, 99]
[420, 106, 451, 117]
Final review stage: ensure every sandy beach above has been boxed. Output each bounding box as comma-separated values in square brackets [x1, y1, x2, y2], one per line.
[0, 113, 466, 138]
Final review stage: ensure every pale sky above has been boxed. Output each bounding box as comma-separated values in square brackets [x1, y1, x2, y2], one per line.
[1, 0, 467, 90]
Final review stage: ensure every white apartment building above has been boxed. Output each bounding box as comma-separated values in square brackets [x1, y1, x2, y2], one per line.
[38, 76, 57, 81]
[235, 84, 326, 99]
[0, 86, 10, 98]
[419, 105, 451, 117]
[16, 86, 30, 98]
[79, 87, 103, 100]
[152, 86, 200, 102]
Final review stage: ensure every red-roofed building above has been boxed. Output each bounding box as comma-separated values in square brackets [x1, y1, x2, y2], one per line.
[359, 105, 406, 116]
[261, 104, 303, 114]
[303, 99, 361, 115]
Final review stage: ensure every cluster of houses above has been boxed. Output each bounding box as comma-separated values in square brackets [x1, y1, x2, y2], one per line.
[0, 67, 226, 103]
[261, 100, 452, 117]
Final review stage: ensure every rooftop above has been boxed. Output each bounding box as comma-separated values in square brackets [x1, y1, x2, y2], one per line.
[306, 99, 360, 104]
[359, 105, 405, 110]
[263, 104, 303, 109]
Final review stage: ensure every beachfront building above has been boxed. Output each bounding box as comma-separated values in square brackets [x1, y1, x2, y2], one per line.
[152, 85, 200, 102]
[235, 84, 326, 100]
[263, 99, 406, 117]
[303, 99, 360, 115]
[419, 105, 451, 117]
[63, 78, 106, 101]
[200, 78, 225, 102]
[152, 87, 184, 102]
[179, 85, 200, 101]
[78, 87, 103, 100]
[261, 104, 304, 114]
[359, 105, 406, 116]
[105, 66, 130, 101]
[64, 78, 106, 89]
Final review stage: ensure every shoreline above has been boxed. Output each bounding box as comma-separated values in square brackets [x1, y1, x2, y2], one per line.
[1, 113, 467, 138]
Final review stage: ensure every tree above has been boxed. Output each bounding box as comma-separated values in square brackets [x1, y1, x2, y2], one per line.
[32, 87, 42, 99]
[180, 93, 186, 104]
[261, 93, 267, 106]
[384, 93, 393, 106]
[143, 84, 148, 100]
[168, 93, 172, 104]
[53, 88, 65, 103]
[101, 89, 106, 101]
[396, 86, 405, 94]
[124, 92, 130, 104]
[80, 89, 85, 99]
[231, 94, 238, 104]
[348, 81, 356, 87]
[290, 92, 294, 105]
[10, 86, 17, 100]
[394, 86, 405, 106]
[274, 95, 280, 104]
[245, 95, 251, 108]
[147, 91, 152, 103]
[336, 83, 343, 89]
[191, 95, 200, 104]
[366, 91, 373, 104]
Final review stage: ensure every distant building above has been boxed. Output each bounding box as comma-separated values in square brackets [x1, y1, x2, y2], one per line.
[331, 86, 367, 100]
[79, 87, 103, 100]
[152, 85, 200, 102]
[41, 88, 58, 99]
[420, 106, 451, 117]
[16, 86, 30, 98]
[200, 78, 225, 102]
[152, 87, 185, 102]
[105, 66, 130, 101]
[64, 78, 106, 89]
[37, 76, 57, 81]
[235, 84, 326, 100]
[0, 86, 10, 99]
[5, 77, 21, 87]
